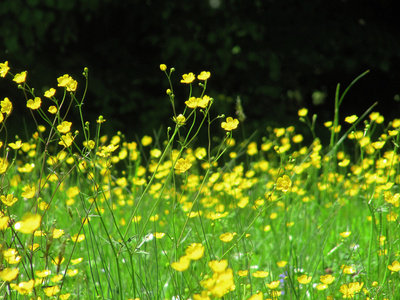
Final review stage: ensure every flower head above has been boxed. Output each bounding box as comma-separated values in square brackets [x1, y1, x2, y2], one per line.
[198, 71, 211, 80]
[297, 274, 312, 284]
[44, 88, 56, 98]
[173, 114, 186, 126]
[185, 243, 205, 260]
[181, 72, 195, 84]
[27, 97, 41, 110]
[159, 64, 167, 71]
[13, 71, 27, 83]
[171, 255, 191, 271]
[175, 158, 192, 173]
[221, 117, 239, 131]
[276, 175, 292, 193]
[14, 213, 42, 234]
[388, 261, 400, 272]
[0, 61, 10, 77]
[57, 74, 77, 92]
[1, 97, 12, 114]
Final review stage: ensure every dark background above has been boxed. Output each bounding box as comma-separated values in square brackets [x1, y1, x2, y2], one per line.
[1, 0, 399, 142]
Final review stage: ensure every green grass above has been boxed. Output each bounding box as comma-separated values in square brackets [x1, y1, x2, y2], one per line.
[1, 62, 400, 300]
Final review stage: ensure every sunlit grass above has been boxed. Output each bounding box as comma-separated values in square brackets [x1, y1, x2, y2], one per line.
[1, 60, 400, 299]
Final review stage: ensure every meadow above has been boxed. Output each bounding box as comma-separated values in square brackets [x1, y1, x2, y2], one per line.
[1, 61, 400, 300]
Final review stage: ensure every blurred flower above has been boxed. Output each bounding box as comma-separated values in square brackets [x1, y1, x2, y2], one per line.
[171, 255, 191, 271]
[276, 175, 292, 193]
[159, 64, 167, 71]
[14, 213, 41, 234]
[175, 158, 192, 173]
[185, 243, 205, 260]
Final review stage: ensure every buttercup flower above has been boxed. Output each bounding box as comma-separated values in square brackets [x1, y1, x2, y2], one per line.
[13, 71, 27, 83]
[44, 88, 56, 98]
[276, 175, 292, 193]
[57, 74, 77, 92]
[181, 72, 195, 84]
[174, 158, 192, 173]
[1, 194, 18, 206]
[171, 255, 191, 271]
[0, 268, 19, 282]
[57, 121, 72, 133]
[27, 97, 42, 110]
[388, 261, 400, 272]
[185, 243, 205, 260]
[14, 213, 42, 234]
[48, 106, 58, 114]
[185, 96, 210, 109]
[1, 97, 12, 114]
[297, 275, 312, 284]
[221, 117, 239, 131]
[345, 115, 358, 124]
[159, 64, 167, 71]
[298, 108, 308, 117]
[59, 133, 74, 148]
[198, 71, 211, 80]
[0, 61, 10, 77]
[173, 114, 186, 126]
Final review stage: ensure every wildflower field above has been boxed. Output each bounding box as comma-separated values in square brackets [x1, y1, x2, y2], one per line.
[1, 61, 400, 300]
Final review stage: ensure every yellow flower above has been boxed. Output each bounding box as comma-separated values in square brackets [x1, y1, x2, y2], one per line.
[198, 71, 211, 80]
[13, 71, 27, 83]
[14, 213, 42, 234]
[10, 279, 35, 295]
[48, 106, 58, 114]
[209, 260, 228, 273]
[277, 261, 287, 267]
[60, 294, 71, 300]
[35, 269, 51, 278]
[57, 121, 72, 133]
[0, 61, 10, 77]
[220, 232, 235, 242]
[297, 274, 312, 284]
[0, 268, 19, 282]
[181, 72, 195, 84]
[57, 74, 77, 91]
[27, 97, 42, 109]
[221, 117, 239, 131]
[320, 274, 335, 284]
[185, 96, 210, 109]
[0, 215, 10, 230]
[44, 285, 60, 296]
[67, 269, 79, 276]
[173, 114, 186, 125]
[71, 233, 85, 242]
[71, 257, 83, 265]
[276, 175, 292, 193]
[345, 115, 358, 124]
[340, 231, 351, 238]
[341, 264, 356, 274]
[252, 270, 269, 278]
[8, 140, 23, 149]
[174, 158, 192, 173]
[1, 194, 18, 206]
[315, 283, 328, 290]
[44, 88, 56, 98]
[298, 108, 308, 117]
[59, 133, 74, 148]
[171, 255, 191, 271]
[237, 270, 248, 277]
[248, 292, 263, 300]
[51, 274, 63, 282]
[159, 64, 167, 71]
[1, 97, 12, 114]
[141, 135, 152, 146]
[266, 280, 280, 289]
[185, 243, 205, 260]
[21, 185, 36, 198]
[388, 261, 400, 272]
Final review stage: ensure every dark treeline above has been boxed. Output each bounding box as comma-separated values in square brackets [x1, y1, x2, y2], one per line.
[1, 0, 399, 141]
